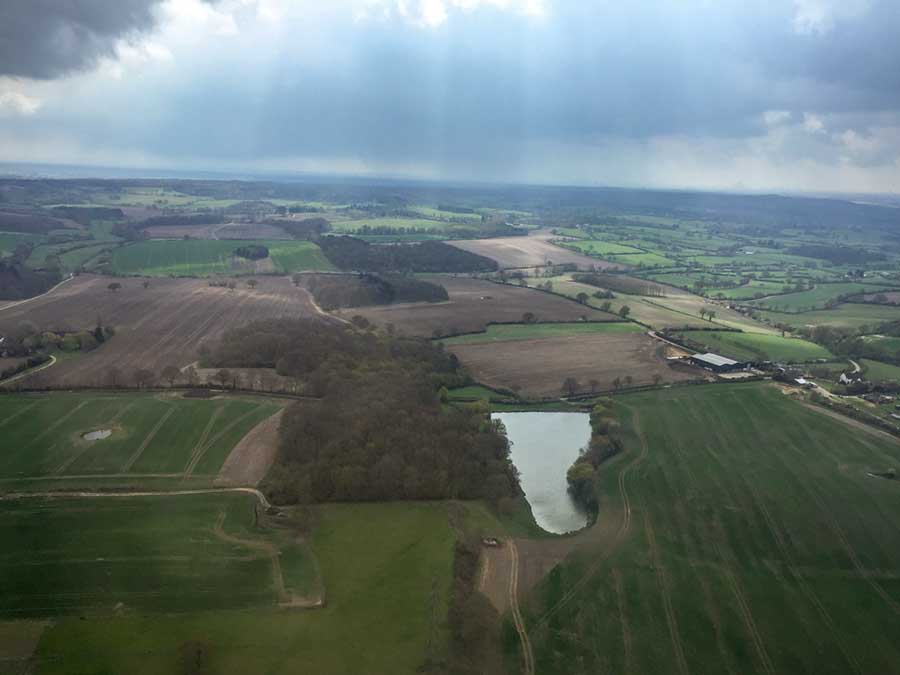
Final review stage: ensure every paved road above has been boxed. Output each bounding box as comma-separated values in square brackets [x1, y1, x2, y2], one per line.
[0, 354, 57, 387]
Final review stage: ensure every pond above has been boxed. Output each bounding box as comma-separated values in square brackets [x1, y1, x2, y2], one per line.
[82, 429, 112, 441]
[493, 412, 591, 534]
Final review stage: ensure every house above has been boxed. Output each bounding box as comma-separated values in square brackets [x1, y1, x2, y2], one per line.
[794, 377, 815, 389]
[689, 352, 747, 373]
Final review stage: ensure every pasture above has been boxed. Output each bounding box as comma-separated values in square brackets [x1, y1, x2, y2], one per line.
[757, 303, 900, 330]
[0, 392, 280, 481]
[448, 332, 697, 397]
[336, 276, 618, 337]
[0, 492, 294, 617]
[523, 382, 900, 675]
[107, 239, 334, 276]
[748, 282, 899, 312]
[860, 359, 900, 382]
[26, 502, 457, 675]
[675, 329, 833, 362]
[0, 274, 323, 387]
[440, 321, 642, 345]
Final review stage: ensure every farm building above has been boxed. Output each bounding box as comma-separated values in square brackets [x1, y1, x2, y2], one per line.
[689, 352, 747, 373]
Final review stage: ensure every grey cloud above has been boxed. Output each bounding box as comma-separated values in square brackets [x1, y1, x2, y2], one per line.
[0, 0, 165, 79]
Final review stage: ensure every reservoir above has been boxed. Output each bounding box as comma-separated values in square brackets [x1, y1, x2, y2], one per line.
[493, 412, 591, 534]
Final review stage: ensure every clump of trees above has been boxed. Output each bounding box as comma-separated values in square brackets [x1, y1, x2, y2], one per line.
[0, 259, 62, 300]
[566, 400, 622, 515]
[317, 236, 497, 273]
[573, 272, 665, 297]
[296, 272, 448, 309]
[233, 245, 269, 260]
[203, 318, 519, 505]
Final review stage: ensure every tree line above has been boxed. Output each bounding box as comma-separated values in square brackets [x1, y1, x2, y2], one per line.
[295, 272, 448, 309]
[317, 236, 498, 273]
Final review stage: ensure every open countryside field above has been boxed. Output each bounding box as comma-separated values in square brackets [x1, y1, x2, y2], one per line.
[448, 332, 698, 397]
[0, 275, 325, 387]
[329, 217, 480, 233]
[675, 329, 833, 362]
[523, 383, 900, 675]
[440, 321, 642, 345]
[23, 501, 457, 675]
[0, 392, 280, 481]
[336, 276, 619, 337]
[107, 239, 335, 276]
[757, 303, 900, 330]
[748, 282, 899, 312]
[0, 493, 300, 617]
[448, 233, 617, 270]
[860, 359, 900, 382]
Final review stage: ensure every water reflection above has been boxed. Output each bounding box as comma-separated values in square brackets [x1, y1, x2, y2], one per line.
[494, 412, 590, 534]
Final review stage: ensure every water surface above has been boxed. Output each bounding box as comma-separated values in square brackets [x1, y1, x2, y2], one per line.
[494, 412, 590, 534]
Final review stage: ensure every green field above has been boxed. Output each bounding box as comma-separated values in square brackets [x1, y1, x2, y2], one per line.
[26, 501, 458, 675]
[675, 330, 833, 362]
[562, 240, 647, 256]
[446, 384, 514, 401]
[440, 321, 642, 345]
[757, 303, 900, 330]
[862, 335, 900, 358]
[0, 493, 290, 617]
[523, 383, 900, 674]
[0, 232, 44, 255]
[748, 283, 898, 312]
[860, 359, 900, 382]
[107, 239, 335, 276]
[0, 393, 279, 481]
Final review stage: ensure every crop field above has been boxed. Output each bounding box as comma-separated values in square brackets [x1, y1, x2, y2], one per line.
[748, 282, 899, 312]
[0, 493, 293, 617]
[0, 392, 280, 481]
[523, 383, 900, 675]
[561, 240, 647, 256]
[0, 274, 323, 387]
[107, 239, 335, 276]
[440, 321, 642, 345]
[336, 276, 619, 337]
[757, 303, 900, 330]
[25, 501, 457, 675]
[675, 330, 833, 362]
[448, 332, 698, 397]
[447, 234, 616, 270]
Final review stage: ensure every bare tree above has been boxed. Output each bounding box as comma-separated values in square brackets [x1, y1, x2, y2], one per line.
[105, 366, 121, 388]
[561, 377, 579, 398]
[142, 280, 150, 289]
[246, 279, 258, 289]
[161, 365, 181, 387]
[108, 282, 122, 293]
[652, 373, 663, 386]
[612, 376, 622, 391]
[215, 369, 231, 389]
[624, 375, 634, 387]
[184, 365, 199, 387]
[589, 378, 600, 394]
[133, 368, 154, 389]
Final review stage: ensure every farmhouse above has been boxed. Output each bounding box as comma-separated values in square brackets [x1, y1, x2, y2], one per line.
[689, 352, 746, 373]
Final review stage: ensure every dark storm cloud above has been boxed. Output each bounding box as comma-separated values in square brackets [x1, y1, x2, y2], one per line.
[0, 0, 165, 79]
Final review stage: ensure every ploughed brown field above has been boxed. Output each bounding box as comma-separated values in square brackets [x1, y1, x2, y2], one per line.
[448, 332, 699, 397]
[335, 276, 619, 337]
[0, 274, 322, 387]
[446, 232, 624, 270]
[142, 222, 291, 240]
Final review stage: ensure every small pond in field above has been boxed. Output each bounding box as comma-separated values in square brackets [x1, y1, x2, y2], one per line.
[82, 429, 112, 441]
[493, 412, 591, 534]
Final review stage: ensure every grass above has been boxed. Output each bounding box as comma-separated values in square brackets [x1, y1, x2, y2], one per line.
[0, 493, 281, 617]
[757, 303, 900, 330]
[440, 321, 642, 345]
[30, 501, 457, 675]
[524, 382, 900, 675]
[0, 232, 44, 255]
[675, 329, 833, 362]
[748, 282, 898, 312]
[860, 359, 900, 382]
[862, 335, 900, 358]
[562, 240, 647, 256]
[446, 384, 514, 401]
[106, 240, 335, 276]
[0, 393, 280, 480]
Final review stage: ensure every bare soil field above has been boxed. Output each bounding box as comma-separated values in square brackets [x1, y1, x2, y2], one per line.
[448, 232, 624, 270]
[214, 223, 291, 240]
[143, 223, 219, 239]
[449, 332, 698, 397]
[0, 274, 322, 387]
[861, 291, 900, 303]
[216, 408, 285, 486]
[335, 276, 619, 336]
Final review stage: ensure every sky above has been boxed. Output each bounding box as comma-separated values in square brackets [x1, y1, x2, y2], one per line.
[1, 0, 899, 193]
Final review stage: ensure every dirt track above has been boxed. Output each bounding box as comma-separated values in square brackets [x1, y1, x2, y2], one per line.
[216, 408, 285, 486]
[0, 275, 323, 387]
